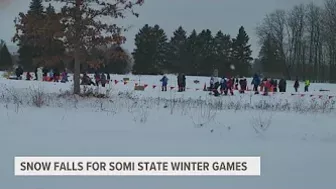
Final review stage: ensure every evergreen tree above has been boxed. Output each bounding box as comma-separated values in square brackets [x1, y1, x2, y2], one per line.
[231, 26, 253, 77]
[15, 0, 45, 71]
[185, 29, 200, 75]
[28, 0, 44, 15]
[46, 3, 55, 13]
[197, 29, 215, 75]
[133, 24, 168, 75]
[213, 31, 232, 76]
[167, 26, 187, 73]
[258, 34, 283, 76]
[0, 44, 13, 70]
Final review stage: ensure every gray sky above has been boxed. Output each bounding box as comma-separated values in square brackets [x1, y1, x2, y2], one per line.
[0, 0, 319, 58]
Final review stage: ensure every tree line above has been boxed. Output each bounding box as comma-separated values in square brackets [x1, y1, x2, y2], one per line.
[255, 0, 336, 82]
[0, 0, 253, 80]
[132, 25, 253, 77]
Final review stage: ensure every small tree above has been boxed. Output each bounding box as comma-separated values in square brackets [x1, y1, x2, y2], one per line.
[0, 44, 13, 70]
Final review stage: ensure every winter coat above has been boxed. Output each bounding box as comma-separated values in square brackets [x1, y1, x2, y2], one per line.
[220, 78, 227, 89]
[239, 79, 247, 89]
[251, 74, 261, 86]
[305, 80, 310, 87]
[48, 70, 54, 78]
[227, 78, 234, 88]
[177, 74, 183, 85]
[15, 67, 23, 76]
[37, 67, 43, 81]
[100, 74, 106, 84]
[273, 80, 278, 88]
[94, 73, 100, 81]
[82, 74, 91, 85]
[160, 76, 168, 86]
[61, 72, 68, 82]
[26, 72, 32, 80]
[294, 80, 299, 88]
[182, 75, 186, 87]
[279, 79, 286, 89]
[264, 80, 272, 91]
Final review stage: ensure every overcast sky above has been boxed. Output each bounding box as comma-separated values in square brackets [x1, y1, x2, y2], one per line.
[0, 0, 320, 57]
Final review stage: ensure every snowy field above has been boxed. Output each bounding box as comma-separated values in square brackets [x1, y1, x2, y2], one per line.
[1, 72, 336, 189]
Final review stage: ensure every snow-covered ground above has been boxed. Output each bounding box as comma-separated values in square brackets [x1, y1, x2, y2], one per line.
[1, 73, 336, 189]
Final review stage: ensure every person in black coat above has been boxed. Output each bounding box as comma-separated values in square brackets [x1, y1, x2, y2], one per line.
[34, 67, 38, 80]
[100, 73, 107, 87]
[239, 77, 247, 93]
[294, 77, 299, 92]
[15, 66, 23, 80]
[106, 72, 110, 84]
[278, 78, 287, 92]
[182, 74, 186, 91]
[177, 74, 183, 92]
[273, 79, 278, 92]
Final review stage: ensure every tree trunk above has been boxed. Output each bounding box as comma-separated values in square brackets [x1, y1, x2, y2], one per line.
[74, 47, 81, 94]
[73, 0, 82, 94]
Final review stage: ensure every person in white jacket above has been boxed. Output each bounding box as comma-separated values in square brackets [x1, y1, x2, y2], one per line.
[37, 67, 43, 81]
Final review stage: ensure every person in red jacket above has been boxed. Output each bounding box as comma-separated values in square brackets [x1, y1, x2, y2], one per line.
[227, 77, 234, 95]
[263, 78, 271, 95]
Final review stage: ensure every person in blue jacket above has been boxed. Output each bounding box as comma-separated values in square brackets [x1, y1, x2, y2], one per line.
[251, 73, 261, 94]
[160, 75, 168, 91]
[220, 77, 227, 95]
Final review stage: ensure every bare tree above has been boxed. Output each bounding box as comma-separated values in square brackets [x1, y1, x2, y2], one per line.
[256, 9, 292, 78]
[306, 2, 323, 82]
[256, 0, 336, 83]
[287, 4, 306, 79]
[322, 0, 336, 82]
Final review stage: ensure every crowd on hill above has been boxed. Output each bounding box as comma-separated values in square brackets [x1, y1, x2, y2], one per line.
[207, 74, 311, 96]
[11, 66, 312, 94]
[158, 73, 312, 96]
[13, 66, 69, 83]
[12, 66, 113, 87]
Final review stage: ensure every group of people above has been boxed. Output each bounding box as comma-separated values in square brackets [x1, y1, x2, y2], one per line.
[81, 72, 111, 87]
[208, 74, 312, 96]
[251, 74, 311, 95]
[160, 73, 186, 92]
[208, 76, 247, 96]
[38, 68, 69, 83]
[14, 66, 69, 83]
[251, 74, 288, 95]
[12, 66, 313, 93]
[294, 77, 310, 92]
